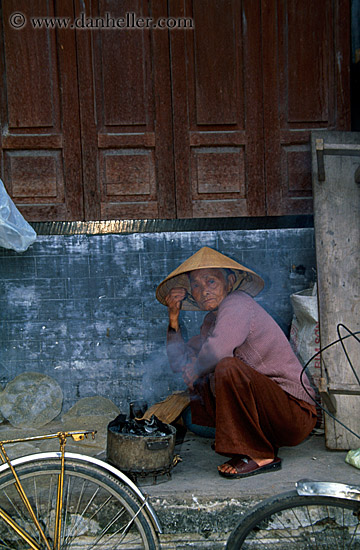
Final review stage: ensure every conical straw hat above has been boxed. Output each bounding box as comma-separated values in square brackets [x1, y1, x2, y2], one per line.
[156, 247, 264, 310]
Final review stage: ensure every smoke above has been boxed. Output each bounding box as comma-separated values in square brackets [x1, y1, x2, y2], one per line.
[141, 347, 186, 407]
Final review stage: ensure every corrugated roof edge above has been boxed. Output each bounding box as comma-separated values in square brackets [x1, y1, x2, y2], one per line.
[30, 216, 314, 236]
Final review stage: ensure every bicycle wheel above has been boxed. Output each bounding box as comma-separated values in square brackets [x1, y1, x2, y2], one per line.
[226, 490, 360, 549]
[0, 457, 159, 549]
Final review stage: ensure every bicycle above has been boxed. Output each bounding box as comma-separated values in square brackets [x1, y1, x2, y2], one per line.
[226, 325, 360, 549]
[0, 430, 161, 549]
[226, 479, 360, 548]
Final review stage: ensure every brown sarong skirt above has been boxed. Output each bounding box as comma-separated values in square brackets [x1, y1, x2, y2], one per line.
[190, 357, 317, 460]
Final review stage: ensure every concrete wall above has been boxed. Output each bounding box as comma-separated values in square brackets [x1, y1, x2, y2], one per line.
[0, 228, 316, 414]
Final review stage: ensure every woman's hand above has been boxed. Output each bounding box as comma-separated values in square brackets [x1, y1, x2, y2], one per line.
[182, 361, 198, 391]
[165, 287, 187, 331]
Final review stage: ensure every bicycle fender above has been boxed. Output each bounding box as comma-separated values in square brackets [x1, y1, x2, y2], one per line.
[296, 479, 360, 501]
[0, 451, 162, 534]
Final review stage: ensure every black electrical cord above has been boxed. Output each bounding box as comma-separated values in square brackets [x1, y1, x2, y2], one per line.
[300, 325, 360, 441]
[337, 323, 360, 386]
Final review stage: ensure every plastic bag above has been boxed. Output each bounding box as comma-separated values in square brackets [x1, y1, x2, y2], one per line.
[345, 448, 360, 469]
[0, 179, 36, 252]
[290, 284, 320, 387]
[290, 284, 323, 427]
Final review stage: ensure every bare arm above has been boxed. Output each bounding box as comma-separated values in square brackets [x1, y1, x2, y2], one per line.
[165, 287, 187, 331]
[165, 287, 201, 390]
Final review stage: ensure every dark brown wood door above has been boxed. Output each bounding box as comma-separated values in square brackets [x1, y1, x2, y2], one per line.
[80, 0, 266, 219]
[262, 0, 350, 215]
[168, 0, 350, 218]
[0, 0, 83, 221]
[169, 0, 265, 218]
[0, 0, 351, 221]
[76, 0, 176, 220]
[0, 0, 176, 221]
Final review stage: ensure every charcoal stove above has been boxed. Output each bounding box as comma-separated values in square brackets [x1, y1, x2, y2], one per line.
[106, 414, 178, 483]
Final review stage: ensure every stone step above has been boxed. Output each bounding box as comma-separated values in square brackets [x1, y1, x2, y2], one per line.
[151, 494, 255, 548]
[158, 533, 229, 548]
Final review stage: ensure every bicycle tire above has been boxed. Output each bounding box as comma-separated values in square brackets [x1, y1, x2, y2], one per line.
[226, 490, 360, 549]
[0, 457, 159, 549]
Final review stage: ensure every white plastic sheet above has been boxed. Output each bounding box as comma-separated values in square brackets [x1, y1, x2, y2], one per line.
[0, 179, 36, 252]
[290, 284, 320, 386]
[290, 284, 323, 427]
[346, 448, 360, 469]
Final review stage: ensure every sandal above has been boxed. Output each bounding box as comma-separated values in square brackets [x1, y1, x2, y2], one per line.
[218, 456, 282, 479]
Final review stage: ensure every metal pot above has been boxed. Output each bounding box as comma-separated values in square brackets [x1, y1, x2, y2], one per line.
[106, 423, 177, 477]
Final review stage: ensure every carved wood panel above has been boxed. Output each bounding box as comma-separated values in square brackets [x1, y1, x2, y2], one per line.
[169, 0, 265, 218]
[76, 0, 175, 220]
[0, 0, 351, 221]
[263, 0, 350, 215]
[0, 0, 83, 221]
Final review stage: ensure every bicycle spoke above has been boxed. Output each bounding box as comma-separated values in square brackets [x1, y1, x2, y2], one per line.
[325, 504, 341, 550]
[0, 458, 158, 549]
[62, 479, 101, 547]
[45, 474, 55, 537]
[61, 476, 74, 550]
[349, 508, 360, 548]
[88, 506, 133, 548]
[58, 475, 143, 550]
[227, 493, 360, 550]
[293, 505, 318, 548]
[0, 542, 17, 549]
[3, 489, 39, 542]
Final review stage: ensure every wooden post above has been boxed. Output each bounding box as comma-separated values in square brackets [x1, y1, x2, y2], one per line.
[311, 131, 360, 450]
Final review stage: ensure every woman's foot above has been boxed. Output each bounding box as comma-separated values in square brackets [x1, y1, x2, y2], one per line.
[218, 455, 281, 479]
[219, 456, 273, 474]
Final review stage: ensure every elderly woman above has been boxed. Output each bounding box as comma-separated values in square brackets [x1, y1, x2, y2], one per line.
[156, 247, 317, 479]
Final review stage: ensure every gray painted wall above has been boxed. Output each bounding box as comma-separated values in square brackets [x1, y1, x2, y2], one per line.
[0, 228, 316, 415]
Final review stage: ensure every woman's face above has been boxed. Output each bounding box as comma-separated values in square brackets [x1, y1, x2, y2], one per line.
[189, 268, 234, 311]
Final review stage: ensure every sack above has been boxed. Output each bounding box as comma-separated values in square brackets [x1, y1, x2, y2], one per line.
[290, 284, 323, 427]
[0, 179, 36, 252]
[290, 284, 320, 387]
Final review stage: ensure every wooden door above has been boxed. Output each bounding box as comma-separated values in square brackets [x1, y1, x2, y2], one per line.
[0, 0, 351, 221]
[76, 0, 176, 220]
[169, 0, 266, 218]
[263, 0, 350, 215]
[0, 0, 176, 221]
[0, 0, 83, 221]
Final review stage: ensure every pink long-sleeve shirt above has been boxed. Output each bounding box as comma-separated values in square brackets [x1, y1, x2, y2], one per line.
[167, 290, 315, 405]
